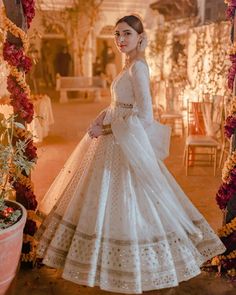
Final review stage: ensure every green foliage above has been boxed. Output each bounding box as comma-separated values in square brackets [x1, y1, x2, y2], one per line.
[0, 115, 35, 199]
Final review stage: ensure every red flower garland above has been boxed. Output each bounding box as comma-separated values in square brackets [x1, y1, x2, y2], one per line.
[3, 41, 32, 72]
[6, 75, 34, 123]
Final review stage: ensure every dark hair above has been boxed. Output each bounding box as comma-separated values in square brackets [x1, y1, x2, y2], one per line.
[115, 15, 144, 34]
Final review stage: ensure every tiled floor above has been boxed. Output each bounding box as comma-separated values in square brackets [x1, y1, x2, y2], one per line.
[6, 97, 236, 295]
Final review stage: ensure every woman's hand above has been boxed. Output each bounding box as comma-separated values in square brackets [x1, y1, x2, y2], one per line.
[87, 123, 103, 138]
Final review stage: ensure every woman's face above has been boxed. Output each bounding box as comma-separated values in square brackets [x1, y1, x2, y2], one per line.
[114, 22, 140, 54]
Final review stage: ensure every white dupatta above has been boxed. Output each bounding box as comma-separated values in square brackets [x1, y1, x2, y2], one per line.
[111, 114, 202, 242]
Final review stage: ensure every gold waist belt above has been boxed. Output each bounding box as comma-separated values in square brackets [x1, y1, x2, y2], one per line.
[111, 101, 133, 109]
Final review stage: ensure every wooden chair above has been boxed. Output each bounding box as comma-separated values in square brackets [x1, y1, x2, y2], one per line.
[160, 85, 184, 136]
[184, 101, 219, 176]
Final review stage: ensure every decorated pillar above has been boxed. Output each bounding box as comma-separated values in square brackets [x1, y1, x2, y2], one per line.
[2, 0, 38, 264]
[212, 0, 236, 279]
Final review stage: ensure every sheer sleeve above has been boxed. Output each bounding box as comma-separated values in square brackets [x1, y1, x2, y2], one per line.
[129, 60, 154, 128]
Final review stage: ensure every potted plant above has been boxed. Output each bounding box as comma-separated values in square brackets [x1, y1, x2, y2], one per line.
[0, 113, 36, 295]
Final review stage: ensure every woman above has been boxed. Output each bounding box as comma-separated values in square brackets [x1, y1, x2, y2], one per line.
[36, 15, 225, 294]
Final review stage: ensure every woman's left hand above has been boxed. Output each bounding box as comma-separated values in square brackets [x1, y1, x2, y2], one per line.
[87, 123, 103, 138]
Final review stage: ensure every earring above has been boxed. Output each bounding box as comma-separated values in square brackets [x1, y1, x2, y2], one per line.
[137, 33, 148, 52]
[137, 39, 143, 52]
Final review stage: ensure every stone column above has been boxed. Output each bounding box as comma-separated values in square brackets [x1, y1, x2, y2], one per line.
[83, 31, 93, 77]
[197, 0, 206, 25]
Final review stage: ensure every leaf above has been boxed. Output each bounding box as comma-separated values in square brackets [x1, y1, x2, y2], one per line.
[14, 122, 26, 130]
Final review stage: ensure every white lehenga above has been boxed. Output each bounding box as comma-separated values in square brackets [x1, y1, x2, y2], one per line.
[36, 60, 225, 294]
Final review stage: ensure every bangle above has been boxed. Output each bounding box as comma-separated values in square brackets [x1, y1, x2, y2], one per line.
[102, 124, 112, 135]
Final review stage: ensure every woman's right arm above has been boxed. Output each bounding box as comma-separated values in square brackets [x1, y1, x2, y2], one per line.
[92, 108, 107, 126]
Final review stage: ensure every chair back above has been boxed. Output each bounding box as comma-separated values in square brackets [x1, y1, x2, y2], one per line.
[187, 96, 224, 138]
[186, 101, 207, 136]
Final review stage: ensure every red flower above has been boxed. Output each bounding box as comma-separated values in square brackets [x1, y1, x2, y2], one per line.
[221, 231, 236, 253]
[21, 0, 35, 28]
[13, 182, 38, 211]
[228, 54, 236, 90]
[20, 55, 32, 73]
[221, 258, 236, 270]
[8, 87, 34, 123]
[24, 219, 37, 236]
[25, 140, 37, 161]
[3, 42, 24, 67]
[226, 6, 236, 20]
[22, 241, 31, 254]
[7, 75, 18, 93]
[216, 183, 235, 210]
[229, 167, 236, 183]
[3, 41, 32, 73]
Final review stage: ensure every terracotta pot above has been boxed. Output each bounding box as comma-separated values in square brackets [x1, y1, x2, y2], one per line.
[0, 201, 27, 295]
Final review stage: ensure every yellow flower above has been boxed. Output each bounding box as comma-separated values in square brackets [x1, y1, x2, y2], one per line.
[218, 217, 236, 237]
[10, 68, 31, 97]
[228, 269, 236, 277]
[228, 42, 236, 54]
[218, 249, 236, 261]
[211, 256, 220, 266]
[222, 151, 236, 183]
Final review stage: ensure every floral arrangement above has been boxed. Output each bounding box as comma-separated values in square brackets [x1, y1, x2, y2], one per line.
[0, 199, 21, 230]
[212, 0, 236, 280]
[189, 23, 229, 98]
[1, 1, 37, 263]
[0, 114, 35, 228]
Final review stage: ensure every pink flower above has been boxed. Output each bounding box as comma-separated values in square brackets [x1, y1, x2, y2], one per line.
[229, 0, 236, 6]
